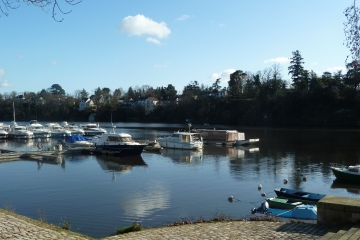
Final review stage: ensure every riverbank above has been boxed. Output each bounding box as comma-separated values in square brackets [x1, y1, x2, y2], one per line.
[0, 208, 336, 240]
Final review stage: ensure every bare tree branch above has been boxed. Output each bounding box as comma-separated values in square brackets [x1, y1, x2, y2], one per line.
[0, 0, 82, 21]
[344, 0, 360, 64]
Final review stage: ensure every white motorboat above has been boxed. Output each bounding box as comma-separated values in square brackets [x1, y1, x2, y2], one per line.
[156, 131, 203, 150]
[80, 123, 107, 136]
[44, 123, 71, 138]
[0, 123, 9, 139]
[27, 120, 51, 138]
[93, 126, 146, 156]
[60, 121, 85, 135]
[8, 122, 34, 139]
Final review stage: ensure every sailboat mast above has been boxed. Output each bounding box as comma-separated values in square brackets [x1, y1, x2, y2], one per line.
[13, 101, 15, 122]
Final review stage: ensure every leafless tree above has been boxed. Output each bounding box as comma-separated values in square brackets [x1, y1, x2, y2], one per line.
[344, 0, 360, 64]
[0, 0, 81, 22]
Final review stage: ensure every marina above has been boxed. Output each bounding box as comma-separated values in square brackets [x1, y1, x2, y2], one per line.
[0, 123, 359, 238]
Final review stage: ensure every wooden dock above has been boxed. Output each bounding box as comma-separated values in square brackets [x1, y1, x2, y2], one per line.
[0, 147, 95, 162]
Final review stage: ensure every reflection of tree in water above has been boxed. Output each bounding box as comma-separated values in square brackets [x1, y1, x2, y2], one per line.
[96, 155, 147, 173]
[160, 148, 203, 164]
[228, 128, 360, 190]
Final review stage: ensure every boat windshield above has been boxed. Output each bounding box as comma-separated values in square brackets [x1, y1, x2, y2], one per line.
[182, 135, 190, 142]
[121, 137, 133, 142]
[106, 136, 133, 142]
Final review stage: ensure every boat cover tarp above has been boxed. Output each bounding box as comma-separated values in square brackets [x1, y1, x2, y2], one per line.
[64, 135, 89, 143]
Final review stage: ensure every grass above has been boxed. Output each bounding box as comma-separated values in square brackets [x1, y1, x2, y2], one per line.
[37, 209, 47, 222]
[115, 222, 144, 235]
[3, 201, 15, 212]
[60, 218, 71, 230]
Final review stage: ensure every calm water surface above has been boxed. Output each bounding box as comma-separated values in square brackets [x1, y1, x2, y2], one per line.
[1, 122, 360, 238]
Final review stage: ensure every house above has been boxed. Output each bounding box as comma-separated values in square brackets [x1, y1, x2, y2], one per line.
[210, 90, 227, 98]
[79, 97, 96, 111]
[136, 97, 159, 114]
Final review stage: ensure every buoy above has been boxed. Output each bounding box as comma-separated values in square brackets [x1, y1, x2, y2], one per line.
[283, 178, 288, 184]
[228, 196, 234, 203]
[261, 192, 266, 197]
[258, 184, 262, 190]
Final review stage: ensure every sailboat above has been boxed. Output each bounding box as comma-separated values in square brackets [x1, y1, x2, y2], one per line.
[8, 102, 35, 139]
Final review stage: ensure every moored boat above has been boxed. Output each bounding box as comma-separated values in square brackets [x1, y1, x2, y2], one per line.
[330, 164, 360, 182]
[266, 197, 316, 210]
[8, 122, 34, 139]
[92, 127, 146, 156]
[0, 123, 9, 139]
[274, 188, 326, 202]
[156, 131, 203, 150]
[60, 121, 85, 135]
[251, 201, 317, 223]
[59, 135, 93, 148]
[80, 123, 107, 136]
[27, 120, 51, 138]
[44, 123, 71, 138]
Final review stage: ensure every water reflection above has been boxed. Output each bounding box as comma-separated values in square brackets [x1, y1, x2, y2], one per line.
[331, 179, 360, 195]
[97, 155, 147, 174]
[120, 181, 171, 218]
[160, 148, 203, 164]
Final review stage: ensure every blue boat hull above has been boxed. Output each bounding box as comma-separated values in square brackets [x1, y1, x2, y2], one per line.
[95, 145, 145, 156]
[274, 188, 325, 202]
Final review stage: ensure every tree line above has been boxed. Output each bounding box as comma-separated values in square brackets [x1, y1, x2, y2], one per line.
[1, 50, 360, 128]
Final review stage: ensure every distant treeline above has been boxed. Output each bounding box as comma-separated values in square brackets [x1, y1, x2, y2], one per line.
[1, 50, 360, 128]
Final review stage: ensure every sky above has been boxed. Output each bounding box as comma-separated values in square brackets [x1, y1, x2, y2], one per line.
[0, 0, 353, 96]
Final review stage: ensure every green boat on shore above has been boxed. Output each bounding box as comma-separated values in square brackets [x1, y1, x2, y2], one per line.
[266, 197, 316, 209]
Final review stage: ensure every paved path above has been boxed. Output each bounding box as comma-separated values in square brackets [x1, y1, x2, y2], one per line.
[0, 210, 336, 240]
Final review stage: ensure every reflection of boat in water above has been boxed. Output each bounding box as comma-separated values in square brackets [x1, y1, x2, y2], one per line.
[203, 146, 246, 159]
[331, 178, 360, 195]
[160, 148, 203, 163]
[97, 155, 147, 173]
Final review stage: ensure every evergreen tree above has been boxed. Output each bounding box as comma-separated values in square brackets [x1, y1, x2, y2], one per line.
[288, 50, 305, 90]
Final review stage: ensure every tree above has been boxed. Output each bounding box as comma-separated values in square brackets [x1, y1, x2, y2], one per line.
[344, 0, 360, 64]
[288, 50, 305, 89]
[48, 84, 65, 96]
[0, 0, 82, 22]
[228, 70, 247, 97]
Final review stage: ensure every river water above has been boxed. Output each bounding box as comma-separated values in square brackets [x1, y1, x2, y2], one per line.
[0, 122, 360, 238]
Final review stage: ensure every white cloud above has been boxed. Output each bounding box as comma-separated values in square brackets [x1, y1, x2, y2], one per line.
[51, 60, 57, 65]
[0, 69, 5, 78]
[146, 37, 161, 45]
[327, 66, 346, 72]
[119, 14, 171, 39]
[177, 15, 189, 21]
[210, 69, 236, 83]
[0, 80, 13, 88]
[264, 57, 290, 64]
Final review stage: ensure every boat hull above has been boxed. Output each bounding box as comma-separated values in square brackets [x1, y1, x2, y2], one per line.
[274, 188, 325, 202]
[95, 144, 146, 156]
[331, 167, 360, 182]
[157, 140, 202, 150]
[266, 197, 315, 210]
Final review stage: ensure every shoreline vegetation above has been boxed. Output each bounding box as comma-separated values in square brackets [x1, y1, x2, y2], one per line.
[1, 51, 360, 128]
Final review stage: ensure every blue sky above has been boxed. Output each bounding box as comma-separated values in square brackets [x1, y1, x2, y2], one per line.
[0, 1, 352, 96]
